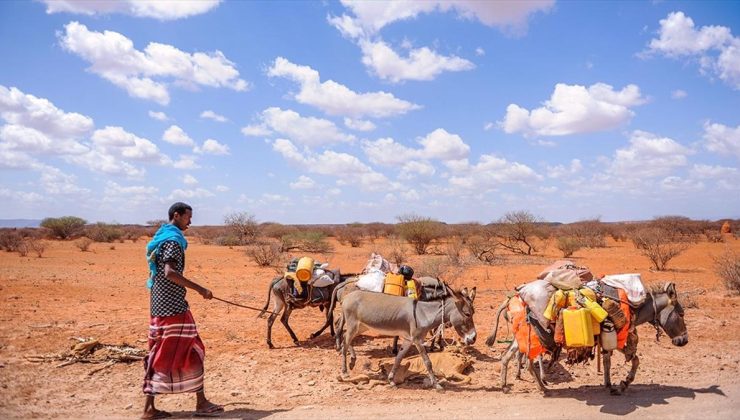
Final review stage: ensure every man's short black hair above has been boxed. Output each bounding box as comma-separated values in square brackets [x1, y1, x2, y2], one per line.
[168, 202, 193, 220]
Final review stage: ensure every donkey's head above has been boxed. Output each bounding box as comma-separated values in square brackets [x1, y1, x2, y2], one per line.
[652, 282, 688, 347]
[446, 286, 477, 345]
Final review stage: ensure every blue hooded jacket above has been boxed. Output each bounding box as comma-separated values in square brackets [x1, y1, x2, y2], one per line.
[145, 223, 188, 289]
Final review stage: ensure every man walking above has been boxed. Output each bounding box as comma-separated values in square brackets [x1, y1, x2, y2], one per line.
[142, 202, 223, 419]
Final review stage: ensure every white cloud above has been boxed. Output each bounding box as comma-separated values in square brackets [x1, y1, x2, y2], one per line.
[418, 128, 470, 160]
[268, 57, 419, 117]
[215, 185, 230, 192]
[671, 89, 687, 99]
[645, 11, 740, 90]
[200, 110, 227, 122]
[703, 122, 740, 159]
[38, 164, 91, 195]
[172, 154, 200, 169]
[359, 39, 474, 83]
[162, 125, 195, 147]
[608, 130, 692, 179]
[105, 181, 158, 196]
[448, 154, 541, 189]
[0, 188, 45, 204]
[501, 83, 647, 136]
[546, 159, 583, 179]
[273, 138, 395, 192]
[183, 174, 198, 185]
[59, 22, 249, 105]
[476, 47, 486, 56]
[363, 137, 417, 166]
[148, 110, 169, 121]
[0, 85, 93, 140]
[243, 107, 354, 147]
[168, 187, 214, 200]
[331, 0, 554, 37]
[0, 124, 88, 155]
[344, 118, 377, 132]
[42, 0, 221, 20]
[660, 176, 704, 192]
[690, 163, 738, 179]
[195, 138, 230, 155]
[399, 161, 435, 180]
[290, 175, 316, 189]
[483, 122, 494, 131]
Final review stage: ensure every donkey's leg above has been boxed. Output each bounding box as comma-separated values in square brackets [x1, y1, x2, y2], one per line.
[529, 357, 548, 394]
[388, 339, 412, 386]
[279, 305, 300, 346]
[602, 350, 613, 391]
[414, 339, 442, 390]
[515, 351, 524, 380]
[334, 314, 345, 351]
[340, 320, 358, 376]
[500, 340, 518, 392]
[391, 336, 399, 355]
[266, 296, 285, 349]
[536, 354, 547, 386]
[310, 308, 332, 339]
[617, 354, 640, 395]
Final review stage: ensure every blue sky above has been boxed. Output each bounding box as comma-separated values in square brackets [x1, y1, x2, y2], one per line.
[0, 0, 738, 225]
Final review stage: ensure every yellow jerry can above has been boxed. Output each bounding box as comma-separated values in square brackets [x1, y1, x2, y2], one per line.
[295, 257, 314, 282]
[383, 273, 405, 296]
[563, 307, 594, 347]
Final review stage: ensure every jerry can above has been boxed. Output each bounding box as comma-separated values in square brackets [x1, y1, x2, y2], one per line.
[600, 320, 618, 351]
[581, 295, 608, 323]
[406, 279, 419, 299]
[563, 306, 594, 347]
[544, 290, 566, 320]
[383, 273, 405, 296]
[295, 257, 315, 282]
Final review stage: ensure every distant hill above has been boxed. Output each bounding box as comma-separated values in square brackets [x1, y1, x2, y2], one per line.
[0, 219, 42, 228]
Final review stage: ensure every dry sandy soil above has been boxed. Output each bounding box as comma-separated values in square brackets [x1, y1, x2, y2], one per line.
[1, 235, 739, 419]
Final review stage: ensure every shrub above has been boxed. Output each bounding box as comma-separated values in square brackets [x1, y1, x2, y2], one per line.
[0, 229, 24, 252]
[224, 212, 259, 245]
[215, 235, 241, 247]
[16, 241, 29, 257]
[75, 237, 94, 252]
[494, 210, 542, 255]
[466, 234, 501, 265]
[260, 223, 297, 240]
[86, 222, 124, 243]
[27, 238, 46, 258]
[281, 231, 333, 253]
[396, 214, 446, 255]
[630, 227, 690, 271]
[561, 218, 607, 248]
[336, 225, 364, 247]
[246, 241, 284, 267]
[705, 230, 724, 243]
[41, 216, 87, 239]
[444, 237, 466, 265]
[714, 249, 740, 295]
[384, 236, 409, 266]
[651, 216, 702, 242]
[556, 236, 583, 258]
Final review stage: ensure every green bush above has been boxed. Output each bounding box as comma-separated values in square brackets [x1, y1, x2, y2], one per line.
[556, 236, 583, 258]
[41, 216, 87, 239]
[396, 214, 445, 255]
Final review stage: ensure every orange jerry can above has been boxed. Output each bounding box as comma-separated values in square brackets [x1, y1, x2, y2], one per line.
[383, 273, 405, 296]
[563, 306, 594, 347]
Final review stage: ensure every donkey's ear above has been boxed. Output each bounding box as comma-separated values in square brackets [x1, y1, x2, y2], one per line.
[460, 287, 469, 297]
[664, 282, 677, 299]
[469, 287, 476, 302]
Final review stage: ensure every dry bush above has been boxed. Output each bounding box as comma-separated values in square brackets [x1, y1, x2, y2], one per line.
[384, 236, 409, 266]
[704, 230, 724, 243]
[215, 235, 241, 247]
[561, 218, 607, 248]
[281, 231, 334, 253]
[630, 227, 690, 271]
[651, 216, 703, 242]
[556, 236, 583, 258]
[40, 216, 87, 239]
[466, 234, 501, 265]
[416, 257, 447, 279]
[444, 236, 466, 265]
[363, 222, 395, 240]
[396, 214, 446, 255]
[16, 241, 29, 257]
[260, 223, 298, 240]
[336, 225, 364, 247]
[75, 237, 94, 252]
[494, 210, 542, 255]
[27, 238, 46, 257]
[224, 212, 259, 245]
[0, 229, 24, 252]
[246, 241, 284, 267]
[714, 249, 740, 295]
[189, 226, 227, 245]
[86, 222, 124, 243]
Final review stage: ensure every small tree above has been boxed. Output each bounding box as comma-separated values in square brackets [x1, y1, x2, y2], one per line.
[495, 211, 542, 255]
[41, 216, 87, 239]
[86, 222, 124, 243]
[246, 241, 284, 267]
[336, 224, 364, 247]
[75, 237, 94, 252]
[224, 212, 259, 245]
[630, 227, 689, 271]
[714, 249, 740, 294]
[384, 236, 409, 265]
[27, 238, 46, 258]
[396, 214, 445, 255]
[556, 236, 583, 258]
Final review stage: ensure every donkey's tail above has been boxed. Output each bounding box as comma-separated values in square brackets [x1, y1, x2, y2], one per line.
[485, 295, 513, 347]
[257, 276, 282, 318]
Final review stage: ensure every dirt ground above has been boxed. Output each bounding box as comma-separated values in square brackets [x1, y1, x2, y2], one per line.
[1, 235, 739, 419]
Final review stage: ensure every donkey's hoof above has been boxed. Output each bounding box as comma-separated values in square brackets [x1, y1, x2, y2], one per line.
[309, 333, 318, 339]
[609, 386, 622, 396]
[349, 358, 356, 370]
[293, 340, 301, 347]
[501, 385, 511, 394]
[267, 342, 274, 349]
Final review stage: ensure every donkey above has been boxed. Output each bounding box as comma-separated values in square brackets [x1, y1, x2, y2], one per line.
[257, 271, 355, 349]
[603, 282, 688, 395]
[337, 285, 476, 390]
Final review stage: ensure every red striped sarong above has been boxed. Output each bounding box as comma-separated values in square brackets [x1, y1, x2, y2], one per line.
[143, 310, 205, 395]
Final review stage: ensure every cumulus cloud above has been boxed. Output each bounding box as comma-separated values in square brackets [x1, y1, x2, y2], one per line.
[215, 185, 230, 192]
[645, 11, 740, 90]
[344, 118, 376, 132]
[448, 154, 541, 190]
[171, 154, 200, 170]
[671, 89, 687, 99]
[200, 110, 227, 122]
[268, 57, 419, 117]
[500, 83, 647, 136]
[608, 130, 692, 179]
[59, 22, 249, 105]
[183, 174, 198, 185]
[358, 39, 475, 83]
[0, 85, 93, 140]
[273, 138, 395, 192]
[168, 187, 214, 200]
[290, 175, 316, 189]
[241, 107, 354, 147]
[195, 138, 230, 155]
[42, 0, 221, 20]
[363, 128, 470, 169]
[660, 176, 704, 192]
[330, 0, 554, 37]
[148, 110, 169, 121]
[546, 159, 583, 179]
[162, 125, 195, 147]
[690, 163, 738, 179]
[702, 122, 740, 159]
[0, 124, 88, 155]
[418, 128, 470, 160]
